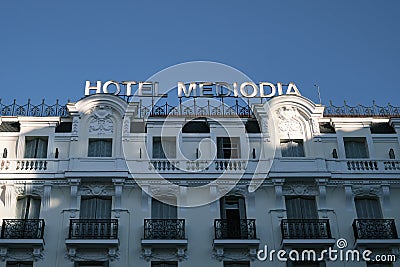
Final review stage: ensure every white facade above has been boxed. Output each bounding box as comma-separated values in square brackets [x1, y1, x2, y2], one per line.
[0, 94, 400, 267]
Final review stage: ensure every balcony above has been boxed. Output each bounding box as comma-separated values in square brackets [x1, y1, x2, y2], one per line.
[281, 219, 335, 247]
[65, 219, 119, 261]
[141, 219, 187, 261]
[213, 219, 259, 261]
[353, 219, 400, 247]
[326, 159, 400, 178]
[0, 219, 45, 261]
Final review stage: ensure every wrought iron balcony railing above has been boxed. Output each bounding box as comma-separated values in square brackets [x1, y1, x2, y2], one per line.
[0, 219, 45, 239]
[214, 219, 257, 239]
[353, 219, 398, 239]
[144, 219, 185, 240]
[281, 219, 332, 239]
[68, 219, 118, 239]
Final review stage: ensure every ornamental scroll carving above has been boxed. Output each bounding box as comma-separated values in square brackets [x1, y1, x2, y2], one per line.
[276, 106, 303, 136]
[88, 105, 114, 135]
[80, 184, 114, 196]
[283, 183, 318, 196]
[352, 185, 381, 197]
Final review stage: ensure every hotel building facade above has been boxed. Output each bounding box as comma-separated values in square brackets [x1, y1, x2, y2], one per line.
[0, 92, 399, 267]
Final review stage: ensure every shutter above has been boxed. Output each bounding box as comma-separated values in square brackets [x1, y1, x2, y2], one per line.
[220, 197, 227, 219]
[217, 137, 224, 159]
[16, 197, 28, 219]
[238, 197, 246, 219]
[28, 197, 41, 219]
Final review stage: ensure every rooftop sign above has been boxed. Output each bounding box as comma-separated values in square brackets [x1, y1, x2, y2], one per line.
[84, 80, 301, 98]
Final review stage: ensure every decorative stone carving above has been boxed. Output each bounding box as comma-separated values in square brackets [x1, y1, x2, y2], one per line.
[311, 118, 320, 134]
[283, 183, 318, 196]
[89, 105, 114, 135]
[150, 184, 179, 198]
[14, 184, 43, 197]
[80, 184, 114, 196]
[123, 116, 130, 135]
[276, 106, 303, 136]
[352, 185, 381, 197]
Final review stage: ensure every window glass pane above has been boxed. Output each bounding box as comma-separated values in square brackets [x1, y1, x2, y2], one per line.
[6, 262, 33, 267]
[153, 137, 176, 159]
[80, 197, 111, 219]
[88, 139, 112, 157]
[355, 197, 382, 219]
[285, 196, 318, 219]
[224, 262, 250, 267]
[151, 262, 178, 267]
[152, 198, 177, 219]
[24, 137, 48, 158]
[217, 137, 240, 159]
[281, 140, 305, 157]
[344, 138, 368, 158]
[16, 196, 41, 219]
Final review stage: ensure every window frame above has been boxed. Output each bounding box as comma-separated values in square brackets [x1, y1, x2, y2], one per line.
[343, 137, 369, 159]
[152, 137, 177, 159]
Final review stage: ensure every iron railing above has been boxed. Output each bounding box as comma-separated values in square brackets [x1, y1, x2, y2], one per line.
[324, 101, 400, 117]
[0, 219, 45, 239]
[0, 99, 68, 117]
[68, 219, 118, 239]
[144, 219, 185, 240]
[281, 219, 332, 239]
[353, 219, 398, 239]
[214, 219, 257, 239]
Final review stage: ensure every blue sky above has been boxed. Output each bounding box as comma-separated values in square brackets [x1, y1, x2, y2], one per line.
[1, 0, 399, 107]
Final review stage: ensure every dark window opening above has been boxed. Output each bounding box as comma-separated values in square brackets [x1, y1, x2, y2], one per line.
[280, 139, 305, 157]
[88, 139, 112, 157]
[217, 137, 240, 159]
[182, 119, 210, 133]
[55, 122, 72, 132]
[344, 137, 368, 158]
[245, 119, 261, 133]
[319, 122, 335, 133]
[24, 136, 48, 158]
[370, 123, 395, 134]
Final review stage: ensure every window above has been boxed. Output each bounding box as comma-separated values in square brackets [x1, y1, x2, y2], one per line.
[280, 139, 305, 157]
[217, 137, 240, 159]
[219, 196, 247, 238]
[151, 262, 178, 267]
[285, 196, 318, 219]
[367, 263, 393, 267]
[287, 261, 325, 267]
[344, 137, 368, 158]
[224, 262, 250, 267]
[355, 197, 382, 219]
[152, 197, 177, 219]
[6, 262, 33, 267]
[16, 196, 41, 219]
[74, 262, 109, 267]
[24, 136, 48, 158]
[153, 137, 176, 159]
[80, 196, 112, 219]
[88, 139, 112, 157]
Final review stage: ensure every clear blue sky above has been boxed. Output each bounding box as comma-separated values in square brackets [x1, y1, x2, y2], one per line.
[1, 0, 399, 107]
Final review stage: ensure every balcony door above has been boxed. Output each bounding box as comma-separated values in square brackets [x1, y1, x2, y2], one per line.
[354, 197, 382, 219]
[16, 196, 41, 219]
[220, 196, 246, 238]
[285, 196, 318, 219]
[80, 196, 112, 219]
[151, 198, 177, 219]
